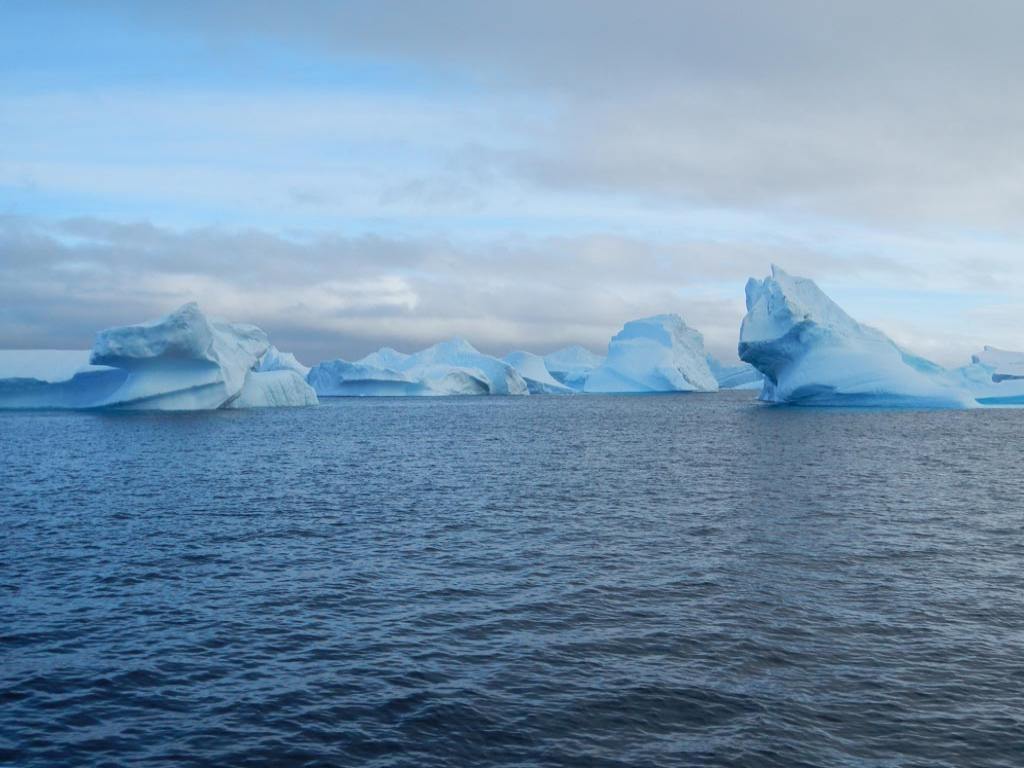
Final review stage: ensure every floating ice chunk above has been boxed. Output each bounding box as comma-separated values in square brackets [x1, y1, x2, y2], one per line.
[739, 266, 975, 408]
[584, 314, 718, 393]
[543, 345, 604, 391]
[503, 351, 574, 394]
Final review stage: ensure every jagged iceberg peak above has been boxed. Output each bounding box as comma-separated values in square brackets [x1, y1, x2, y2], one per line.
[0, 303, 317, 410]
[503, 351, 574, 394]
[584, 314, 718, 393]
[739, 266, 975, 408]
[543, 345, 604, 391]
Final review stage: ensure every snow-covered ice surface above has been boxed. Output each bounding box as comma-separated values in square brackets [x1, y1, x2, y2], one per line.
[706, 355, 764, 390]
[0, 304, 317, 410]
[739, 266, 976, 408]
[503, 351, 574, 394]
[543, 346, 604, 391]
[309, 339, 529, 397]
[584, 315, 718, 394]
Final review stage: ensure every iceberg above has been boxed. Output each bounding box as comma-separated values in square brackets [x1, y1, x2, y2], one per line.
[308, 338, 529, 396]
[0, 303, 318, 410]
[706, 355, 764, 390]
[543, 345, 604, 391]
[258, 345, 310, 377]
[739, 266, 975, 408]
[503, 351, 574, 394]
[952, 347, 1024, 406]
[584, 314, 719, 393]
[307, 359, 430, 396]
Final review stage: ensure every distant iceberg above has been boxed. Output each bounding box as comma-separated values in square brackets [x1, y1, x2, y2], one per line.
[0, 303, 317, 410]
[706, 355, 764, 390]
[739, 266, 975, 408]
[307, 360, 430, 396]
[584, 314, 718, 393]
[503, 351, 574, 394]
[309, 338, 529, 396]
[952, 347, 1024, 406]
[543, 346, 604, 391]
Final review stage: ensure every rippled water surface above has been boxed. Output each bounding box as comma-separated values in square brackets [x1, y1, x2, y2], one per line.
[2, 392, 1022, 767]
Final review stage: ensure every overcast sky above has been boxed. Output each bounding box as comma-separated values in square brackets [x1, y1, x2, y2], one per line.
[2, 1, 1023, 364]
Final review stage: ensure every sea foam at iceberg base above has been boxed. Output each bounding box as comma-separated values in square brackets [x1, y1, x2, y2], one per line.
[0, 303, 317, 410]
[738, 266, 978, 408]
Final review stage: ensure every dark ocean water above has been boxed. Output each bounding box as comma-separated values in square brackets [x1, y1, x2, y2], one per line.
[1, 391, 1022, 767]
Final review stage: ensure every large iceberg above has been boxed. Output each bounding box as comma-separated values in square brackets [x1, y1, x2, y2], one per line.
[0, 303, 317, 410]
[706, 355, 764, 390]
[503, 351, 574, 394]
[739, 266, 975, 408]
[308, 338, 529, 396]
[543, 345, 604, 391]
[584, 314, 719, 393]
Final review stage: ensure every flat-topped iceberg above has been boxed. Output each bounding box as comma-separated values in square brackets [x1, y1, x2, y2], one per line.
[308, 338, 529, 396]
[584, 314, 719, 393]
[0, 303, 317, 410]
[739, 266, 975, 408]
[503, 351, 574, 394]
[543, 346, 604, 391]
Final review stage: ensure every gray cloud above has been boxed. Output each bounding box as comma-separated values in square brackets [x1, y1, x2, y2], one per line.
[125, 0, 1024, 231]
[1, 215, 920, 365]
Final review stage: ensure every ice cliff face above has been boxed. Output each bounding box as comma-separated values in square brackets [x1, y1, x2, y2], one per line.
[543, 346, 604, 391]
[503, 351, 574, 394]
[0, 303, 317, 410]
[308, 338, 529, 397]
[584, 314, 718, 393]
[739, 266, 975, 408]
